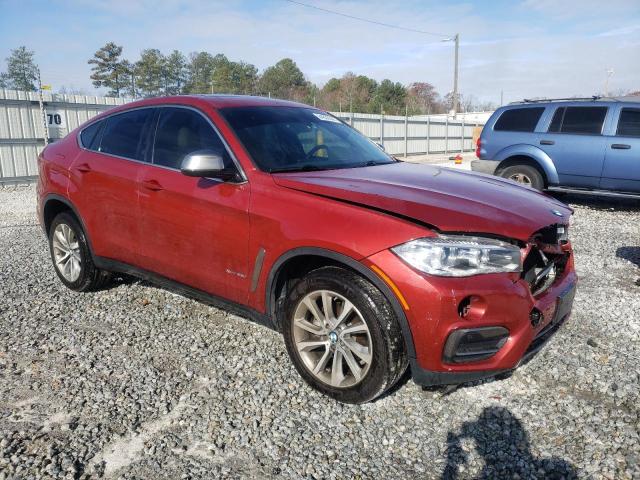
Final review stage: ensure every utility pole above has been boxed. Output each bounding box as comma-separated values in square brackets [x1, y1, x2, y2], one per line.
[37, 68, 50, 147]
[442, 33, 460, 117]
[500, 89, 504, 106]
[453, 33, 459, 117]
[604, 68, 614, 97]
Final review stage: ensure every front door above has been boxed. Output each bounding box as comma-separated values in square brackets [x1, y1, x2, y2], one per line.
[137, 106, 251, 303]
[600, 106, 640, 193]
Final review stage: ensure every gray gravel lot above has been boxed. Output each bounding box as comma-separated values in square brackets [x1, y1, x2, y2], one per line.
[0, 184, 639, 479]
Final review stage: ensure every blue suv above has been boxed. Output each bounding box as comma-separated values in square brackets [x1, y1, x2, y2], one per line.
[472, 97, 640, 196]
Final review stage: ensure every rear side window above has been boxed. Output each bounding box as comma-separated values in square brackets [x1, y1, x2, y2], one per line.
[548, 106, 607, 135]
[494, 108, 544, 132]
[99, 108, 155, 161]
[80, 120, 103, 150]
[153, 107, 231, 170]
[616, 108, 640, 137]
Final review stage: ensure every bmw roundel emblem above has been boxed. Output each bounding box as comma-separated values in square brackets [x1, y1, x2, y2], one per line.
[551, 209, 564, 217]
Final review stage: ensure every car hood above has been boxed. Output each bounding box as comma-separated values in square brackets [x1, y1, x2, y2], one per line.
[272, 162, 572, 242]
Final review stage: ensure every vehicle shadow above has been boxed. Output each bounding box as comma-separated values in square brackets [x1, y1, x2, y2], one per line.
[548, 192, 640, 212]
[616, 246, 640, 268]
[441, 406, 578, 479]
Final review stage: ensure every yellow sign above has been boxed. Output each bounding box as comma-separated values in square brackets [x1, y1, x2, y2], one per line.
[41, 85, 52, 91]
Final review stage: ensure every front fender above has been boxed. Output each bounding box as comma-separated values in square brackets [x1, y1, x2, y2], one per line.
[494, 144, 559, 185]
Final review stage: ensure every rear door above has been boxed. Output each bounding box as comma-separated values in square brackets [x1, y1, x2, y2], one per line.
[137, 106, 251, 303]
[600, 106, 640, 193]
[70, 108, 155, 265]
[537, 105, 609, 188]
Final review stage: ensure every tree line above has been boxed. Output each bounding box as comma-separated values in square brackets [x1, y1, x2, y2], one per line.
[5, 43, 637, 115]
[0, 44, 489, 115]
[82, 42, 478, 115]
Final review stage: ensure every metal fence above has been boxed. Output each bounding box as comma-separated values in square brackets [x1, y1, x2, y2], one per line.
[331, 111, 481, 157]
[0, 89, 131, 184]
[0, 89, 483, 184]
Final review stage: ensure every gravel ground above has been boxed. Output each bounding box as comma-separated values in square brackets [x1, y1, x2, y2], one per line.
[0, 184, 638, 480]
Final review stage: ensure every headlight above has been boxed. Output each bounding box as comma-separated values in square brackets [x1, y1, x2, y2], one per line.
[391, 235, 522, 277]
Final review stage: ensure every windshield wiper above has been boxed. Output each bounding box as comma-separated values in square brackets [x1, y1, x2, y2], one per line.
[348, 160, 394, 168]
[269, 164, 330, 173]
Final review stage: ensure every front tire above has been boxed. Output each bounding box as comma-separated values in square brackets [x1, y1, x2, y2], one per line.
[49, 212, 111, 292]
[499, 164, 544, 190]
[282, 266, 408, 403]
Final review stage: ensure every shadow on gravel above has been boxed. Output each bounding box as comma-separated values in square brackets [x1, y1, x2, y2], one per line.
[548, 192, 640, 212]
[441, 406, 578, 480]
[616, 246, 640, 268]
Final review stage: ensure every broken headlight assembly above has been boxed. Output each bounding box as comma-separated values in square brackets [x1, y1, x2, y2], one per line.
[392, 234, 522, 277]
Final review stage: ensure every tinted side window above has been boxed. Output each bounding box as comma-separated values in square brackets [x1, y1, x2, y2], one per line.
[617, 108, 640, 137]
[99, 109, 155, 161]
[80, 120, 103, 150]
[153, 107, 232, 170]
[559, 107, 607, 135]
[494, 107, 544, 132]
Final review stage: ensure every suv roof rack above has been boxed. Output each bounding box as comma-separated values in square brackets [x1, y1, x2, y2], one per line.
[518, 96, 601, 104]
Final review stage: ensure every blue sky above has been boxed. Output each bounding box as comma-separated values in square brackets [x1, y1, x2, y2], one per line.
[1, 0, 638, 103]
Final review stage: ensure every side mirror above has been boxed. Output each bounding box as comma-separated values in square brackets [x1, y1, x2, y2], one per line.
[180, 150, 237, 181]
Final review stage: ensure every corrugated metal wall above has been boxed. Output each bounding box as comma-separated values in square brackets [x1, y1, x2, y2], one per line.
[0, 89, 483, 183]
[330, 112, 481, 156]
[0, 89, 131, 183]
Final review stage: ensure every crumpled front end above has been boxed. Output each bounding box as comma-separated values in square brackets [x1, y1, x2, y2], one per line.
[364, 222, 578, 386]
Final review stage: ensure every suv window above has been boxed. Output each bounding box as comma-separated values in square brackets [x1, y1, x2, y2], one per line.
[494, 107, 544, 132]
[99, 108, 155, 161]
[616, 108, 640, 137]
[548, 106, 607, 135]
[153, 107, 232, 170]
[80, 120, 103, 150]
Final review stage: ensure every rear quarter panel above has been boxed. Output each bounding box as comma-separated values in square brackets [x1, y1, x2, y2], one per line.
[480, 106, 560, 185]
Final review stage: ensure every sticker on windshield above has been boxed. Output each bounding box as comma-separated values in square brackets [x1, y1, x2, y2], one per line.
[313, 112, 342, 123]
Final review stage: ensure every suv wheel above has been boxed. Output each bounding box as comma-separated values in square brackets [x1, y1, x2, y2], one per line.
[49, 212, 111, 292]
[500, 164, 544, 190]
[282, 266, 407, 403]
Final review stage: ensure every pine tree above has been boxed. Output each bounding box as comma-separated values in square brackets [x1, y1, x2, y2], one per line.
[88, 42, 128, 97]
[5, 46, 38, 91]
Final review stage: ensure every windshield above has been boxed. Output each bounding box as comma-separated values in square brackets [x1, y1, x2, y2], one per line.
[219, 106, 395, 172]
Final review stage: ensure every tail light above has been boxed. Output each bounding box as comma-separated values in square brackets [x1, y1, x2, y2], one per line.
[475, 138, 482, 158]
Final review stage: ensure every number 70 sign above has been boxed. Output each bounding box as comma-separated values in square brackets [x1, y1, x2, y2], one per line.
[45, 110, 67, 131]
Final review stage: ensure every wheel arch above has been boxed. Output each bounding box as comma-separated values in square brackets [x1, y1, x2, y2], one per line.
[43, 194, 94, 254]
[266, 247, 416, 359]
[494, 144, 559, 186]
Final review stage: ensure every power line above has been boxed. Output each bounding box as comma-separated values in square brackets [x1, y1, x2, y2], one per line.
[282, 0, 451, 38]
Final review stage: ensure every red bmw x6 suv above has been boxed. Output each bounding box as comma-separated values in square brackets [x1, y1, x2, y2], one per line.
[37, 95, 577, 403]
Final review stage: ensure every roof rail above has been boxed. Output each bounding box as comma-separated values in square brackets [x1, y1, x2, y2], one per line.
[519, 96, 601, 104]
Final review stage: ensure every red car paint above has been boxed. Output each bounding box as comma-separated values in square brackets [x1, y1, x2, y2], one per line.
[37, 95, 577, 384]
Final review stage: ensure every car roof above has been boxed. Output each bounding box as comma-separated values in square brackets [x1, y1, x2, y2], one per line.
[506, 96, 640, 108]
[114, 94, 309, 111]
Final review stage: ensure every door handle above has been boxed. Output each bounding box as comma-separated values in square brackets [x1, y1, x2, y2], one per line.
[611, 144, 631, 150]
[74, 163, 92, 173]
[540, 140, 555, 145]
[141, 179, 164, 191]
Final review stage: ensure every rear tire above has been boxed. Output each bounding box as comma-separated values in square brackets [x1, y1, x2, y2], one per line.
[499, 164, 544, 190]
[49, 212, 111, 292]
[282, 266, 408, 403]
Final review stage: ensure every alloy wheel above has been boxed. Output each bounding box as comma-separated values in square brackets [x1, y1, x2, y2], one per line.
[509, 173, 532, 186]
[292, 289, 372, 388]
[52, 223, 82, 282]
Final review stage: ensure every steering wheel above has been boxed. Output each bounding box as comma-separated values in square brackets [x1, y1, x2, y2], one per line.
[306, 144, 330, 159]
